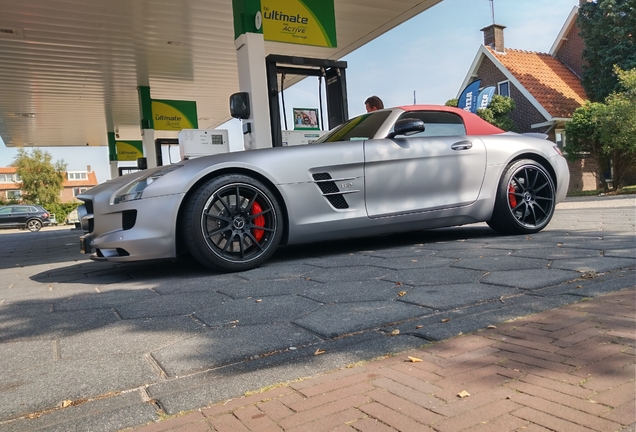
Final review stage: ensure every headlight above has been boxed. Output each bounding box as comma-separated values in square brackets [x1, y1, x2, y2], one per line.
[112, 165, 182, 204]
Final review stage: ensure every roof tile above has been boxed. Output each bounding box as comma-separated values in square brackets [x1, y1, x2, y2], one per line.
[488, 47, 587, 117]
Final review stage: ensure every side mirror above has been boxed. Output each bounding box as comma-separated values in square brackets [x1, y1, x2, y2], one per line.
[387, 118, 425, 138]
[229, 92, 250, 119]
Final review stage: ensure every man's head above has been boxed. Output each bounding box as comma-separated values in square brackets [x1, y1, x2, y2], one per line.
[365, 96, 384, 113]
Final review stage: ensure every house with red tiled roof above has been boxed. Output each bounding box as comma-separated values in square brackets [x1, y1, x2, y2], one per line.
[0, 166, 98, 203]
[458, 2, 600, 191]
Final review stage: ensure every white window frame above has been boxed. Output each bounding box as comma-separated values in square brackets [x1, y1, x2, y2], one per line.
[73, 187, 89, 197]
[498, 80, 510, 97]
[67, 171, 88, 180]
[6, 190, 21, 200]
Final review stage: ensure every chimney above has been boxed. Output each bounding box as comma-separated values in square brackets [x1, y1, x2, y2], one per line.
[86, 165, 91, 172]
[481, 24, 506, 53]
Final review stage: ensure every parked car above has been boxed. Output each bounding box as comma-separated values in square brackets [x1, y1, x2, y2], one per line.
[66, 208, 80, 226]
[0, 204, 51, 232]
[77, 105, 570, 272]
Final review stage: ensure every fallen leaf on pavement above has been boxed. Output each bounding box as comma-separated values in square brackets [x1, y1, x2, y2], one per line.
[398, 291, 406, 297]
[407, 356, 423, 363]
[314, 348, 325, 356]
[487, 325, 497, 329]
[457, 390, 470, 398]
[416, 325, 423, 329]
[61, 400, 73, 408]
[441, 318, 450, 323]
[390, 329, 400, 336]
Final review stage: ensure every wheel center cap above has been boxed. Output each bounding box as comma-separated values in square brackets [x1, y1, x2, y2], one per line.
[523, 192, 533, 202]
[233, 217, 246, 230]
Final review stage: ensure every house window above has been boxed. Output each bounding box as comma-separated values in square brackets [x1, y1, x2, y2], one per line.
[67, 172, 88, 180]
[498, 81, 510, 97]
[0, 173, 19, 183]
[73, 187, 89, 197]
[6, 190, 21, 200]
[555, 129, 566, 150]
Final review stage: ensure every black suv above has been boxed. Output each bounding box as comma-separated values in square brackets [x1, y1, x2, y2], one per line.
[0, 204, 51, 232]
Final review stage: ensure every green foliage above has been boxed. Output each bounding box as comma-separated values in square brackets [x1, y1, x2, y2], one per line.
[44, 202, 80, 224]
[565, 67, 636, 191]
[11, 148, 67, 204]
[476, 95, 517, 131]
[578, 0, 636, 101]
[445, 95, 516, 130]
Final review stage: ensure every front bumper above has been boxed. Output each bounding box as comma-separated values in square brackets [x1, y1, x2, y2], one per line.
[78, 193, 184, 262]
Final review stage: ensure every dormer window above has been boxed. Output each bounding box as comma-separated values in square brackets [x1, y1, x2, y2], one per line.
[67, 172, 88, 180]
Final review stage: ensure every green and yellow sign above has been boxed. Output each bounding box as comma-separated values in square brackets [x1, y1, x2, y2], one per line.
[151, 99, 198, 131]
[115, 141, 143, 162]
[262, 0, 336, 48]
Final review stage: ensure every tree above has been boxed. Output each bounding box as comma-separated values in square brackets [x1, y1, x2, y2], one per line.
[445, 95, 517, 131]
[564, 101, 611, 191]
[12, 149, 67, 204]
[476, 95, 517, 131]
[578, 0, 636, 102]
[565, 67, 636, 191]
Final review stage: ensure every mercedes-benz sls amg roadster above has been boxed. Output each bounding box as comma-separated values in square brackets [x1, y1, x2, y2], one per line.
[77, 105, 569, 272]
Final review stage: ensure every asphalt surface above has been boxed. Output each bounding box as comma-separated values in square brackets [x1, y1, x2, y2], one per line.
[0, 195, 634, 431]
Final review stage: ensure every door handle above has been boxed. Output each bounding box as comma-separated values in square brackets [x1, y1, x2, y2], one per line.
[451, 141, 473, 150]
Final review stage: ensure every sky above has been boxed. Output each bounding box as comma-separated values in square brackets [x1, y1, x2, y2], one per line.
[0, 0, 579, 183]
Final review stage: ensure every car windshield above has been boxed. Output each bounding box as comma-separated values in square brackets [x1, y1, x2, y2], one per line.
[315, 111, 392, 143]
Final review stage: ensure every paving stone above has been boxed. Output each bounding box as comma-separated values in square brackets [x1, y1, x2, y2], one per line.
[512, 248, 603, 260]
[114, 291, 230, 319]
[370, 256, 457, 270]
[0, 308, 118, 342]
[218, 278, 322, 299]
[481, 269, 581, 290]
[398, 283, 522, 310]
[195, 296, 322, 326]
[292, 279, 399, 304]
[550, 257, 636, 273]
[58, 316, 204, 358]
[451, 256, 549, 271]
[1, 390, 158, 432]
[382, 267, 486, 286]
[152, 323, 323, 376]
[431, 248, 514, 259]
[0, 355, 157, 420]
[293, 301, 431, 338]
[305, 266, 392, 282]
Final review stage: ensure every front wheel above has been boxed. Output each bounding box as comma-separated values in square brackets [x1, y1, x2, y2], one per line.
[182, 174, 283, 272]
[27, 219, 42, 232]
[487, 159, 556, 235]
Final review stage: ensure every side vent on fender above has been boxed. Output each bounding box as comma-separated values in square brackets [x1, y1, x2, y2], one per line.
[312, 173, 349, 209]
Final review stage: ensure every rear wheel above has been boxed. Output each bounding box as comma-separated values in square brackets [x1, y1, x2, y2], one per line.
[487, 159, 556, 235]
[182, 174, 283, 272]
[27, 219, 42, 232]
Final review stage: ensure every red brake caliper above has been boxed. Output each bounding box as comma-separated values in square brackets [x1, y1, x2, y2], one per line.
[251, 201, 265, 241]
[508, 183, 517, 208]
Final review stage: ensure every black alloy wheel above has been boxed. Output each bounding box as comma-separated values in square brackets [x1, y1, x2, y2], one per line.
[488, 159, 556, 235]
[183, 174, 283, 272]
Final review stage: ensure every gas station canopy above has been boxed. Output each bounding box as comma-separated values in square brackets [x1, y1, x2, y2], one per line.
[0, 0, 442, 149]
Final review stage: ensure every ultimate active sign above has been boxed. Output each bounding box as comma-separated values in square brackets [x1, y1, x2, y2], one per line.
[151, 100, 198, 131]
[262, 0, 336, 48]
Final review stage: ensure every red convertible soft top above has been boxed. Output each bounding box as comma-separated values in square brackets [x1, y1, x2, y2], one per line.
[397, 105, 505, 136]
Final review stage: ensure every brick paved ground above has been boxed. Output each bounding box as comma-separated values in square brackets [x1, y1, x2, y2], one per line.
[128, 288, 635, 432]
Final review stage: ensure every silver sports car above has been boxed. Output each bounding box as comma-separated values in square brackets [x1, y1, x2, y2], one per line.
[77, 105, 569, 272]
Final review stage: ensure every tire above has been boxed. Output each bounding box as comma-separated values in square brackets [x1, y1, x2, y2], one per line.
[182, 174, 283, 272]
[487, 159, 556, 235]
[27, 219, 42, 232]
